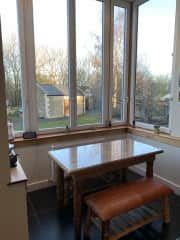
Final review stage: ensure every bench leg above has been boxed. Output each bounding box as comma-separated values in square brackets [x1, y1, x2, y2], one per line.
[84, 208, 92, 240]
[101, 221, 109, 240]
[162, 196, 171, 224]
[121, 168, 128, 183]
[162, 222, 171, 240]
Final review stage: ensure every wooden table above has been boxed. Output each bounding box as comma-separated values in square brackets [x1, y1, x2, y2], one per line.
[48, 138, 163, 240]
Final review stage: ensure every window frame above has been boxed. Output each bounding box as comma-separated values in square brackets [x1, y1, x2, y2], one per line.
[0, 0, 26, 135]
[17, 0, 38, 133]
[75, 0, 104, 129]
[9, 0, 131, 135]
[5, 0, 179, 136]
[109, 0, 130, 126]
[130, 0, 175, 133]
[169, 0, 180, 137]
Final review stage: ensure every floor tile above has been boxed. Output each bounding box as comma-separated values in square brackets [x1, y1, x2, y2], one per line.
[27, 171, 180, 240]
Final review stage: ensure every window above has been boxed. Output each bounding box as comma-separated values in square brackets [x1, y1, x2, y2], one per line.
[0, 0, 130, 135]
[0, 0, 23, 132]
[76, 0, 103, 126]
[135, 0, 176, 127]
[112, 5, 127, 122]
[33, 0, 69, 130]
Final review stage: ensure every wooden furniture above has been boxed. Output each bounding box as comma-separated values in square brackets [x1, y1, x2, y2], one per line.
[52, 137, 124, 207]
[55, 166, 123, 207]
[1, 161, 29, 240]
[48, 138, 163, 240]
[84, 178, 173, 240]
[10, 161, 27, 184]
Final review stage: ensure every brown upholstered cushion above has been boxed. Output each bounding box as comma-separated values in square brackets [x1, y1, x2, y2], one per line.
[85, 178, 173, 221]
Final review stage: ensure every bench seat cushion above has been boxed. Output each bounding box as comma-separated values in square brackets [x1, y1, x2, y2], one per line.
[85, 178, 173, 221]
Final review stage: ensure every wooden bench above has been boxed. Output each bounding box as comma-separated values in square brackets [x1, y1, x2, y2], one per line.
[84, 178, 173, 240]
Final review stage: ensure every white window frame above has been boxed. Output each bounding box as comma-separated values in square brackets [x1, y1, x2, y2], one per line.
[75, 0, 105, 130]
[102, 0, 111, 126]
[1, 0, 33, 136]
[169, 0, 180, 137]
[17, 0, 38, 133]
[68, 0, 77, 130]
[28, 0, 71, 134]
[3, 0, 180, 135]
[130, 0, 174, 134]
[110, 0, 130, 126]
[14, 0, 131, 135]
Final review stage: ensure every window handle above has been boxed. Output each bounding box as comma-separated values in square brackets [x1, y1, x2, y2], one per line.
[119, 97, 129, 103]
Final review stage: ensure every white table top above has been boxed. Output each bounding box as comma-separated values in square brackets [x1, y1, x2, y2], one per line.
[48, 138, 163, 174]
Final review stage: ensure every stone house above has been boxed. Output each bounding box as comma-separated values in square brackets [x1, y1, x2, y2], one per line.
[37, 83, 85, 119]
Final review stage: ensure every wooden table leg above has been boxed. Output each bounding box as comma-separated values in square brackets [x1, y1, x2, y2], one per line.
[72, 176, 82, 240]
[146, 160, 154, 178]
[162, 196, 171, 224]
[55, 164, 64, 208]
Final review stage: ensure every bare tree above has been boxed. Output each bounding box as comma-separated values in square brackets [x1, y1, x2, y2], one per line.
[35, 46, 68, 87]
[3, 35, 21, 107]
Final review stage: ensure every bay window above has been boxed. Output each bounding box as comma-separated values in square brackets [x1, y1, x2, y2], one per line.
[134, 0, 176, 129]
[0, 0, 132, 135]
[0, 0, 129, 135]
[1, 0, 180, 136]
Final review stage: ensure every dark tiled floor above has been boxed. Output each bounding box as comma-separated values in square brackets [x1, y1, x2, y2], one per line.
[27, 171, 180, 240]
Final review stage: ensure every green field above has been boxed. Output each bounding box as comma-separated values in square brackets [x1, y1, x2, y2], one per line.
[11, 114, 101, 132]
[38, 115, 100, 129]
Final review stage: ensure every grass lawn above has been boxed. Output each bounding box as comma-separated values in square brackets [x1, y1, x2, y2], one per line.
[38, 114, 101, 129]
[11, 114, 101, 132]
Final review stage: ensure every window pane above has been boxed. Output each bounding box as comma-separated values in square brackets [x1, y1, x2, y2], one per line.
[76, 0, 103, 126]
[0, 0, 23, 132]
[135, 0, 176, 127]
[33, 0, 69, 130]
[112, 6, 126, 122]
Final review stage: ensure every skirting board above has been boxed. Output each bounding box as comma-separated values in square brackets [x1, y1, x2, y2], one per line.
[130, 166, 180, 196]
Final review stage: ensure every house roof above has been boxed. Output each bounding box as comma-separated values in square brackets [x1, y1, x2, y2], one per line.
[39, 84, 64, 96]
[38, 83, 84, 96]
[56, 84, 84, 96]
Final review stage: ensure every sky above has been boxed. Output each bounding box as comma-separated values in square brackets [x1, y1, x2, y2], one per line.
[0, 0, 102, 58]
[33, 0, 102, 58]
[137, 0, 176, 75]
[0, 0, 177, 76]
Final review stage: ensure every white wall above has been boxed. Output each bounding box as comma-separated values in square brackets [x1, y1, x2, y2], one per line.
[16, 133, 180, 195]
[128, 134, 180, 195]
[17, 144, 52, 191]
